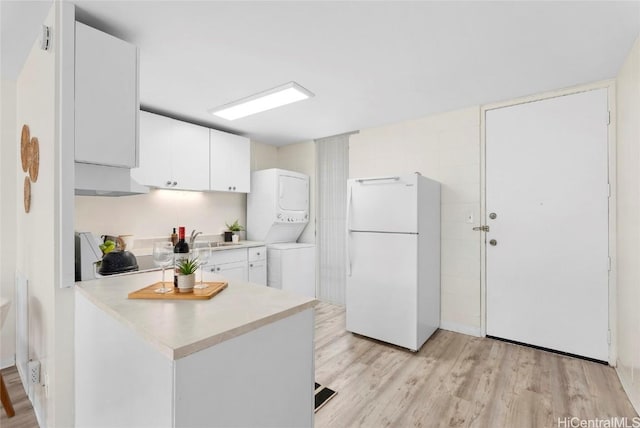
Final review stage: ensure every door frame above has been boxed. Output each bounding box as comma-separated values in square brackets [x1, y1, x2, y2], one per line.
[479, 80, 617, 366]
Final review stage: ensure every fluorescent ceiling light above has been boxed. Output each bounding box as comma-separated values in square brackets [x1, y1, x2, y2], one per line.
[210, 82, 314, 121]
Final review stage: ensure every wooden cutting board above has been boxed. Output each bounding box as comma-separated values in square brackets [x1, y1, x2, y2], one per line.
[128, 281, 228, 300]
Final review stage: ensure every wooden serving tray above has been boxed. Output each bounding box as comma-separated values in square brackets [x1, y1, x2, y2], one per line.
[128, 281, 228, 300]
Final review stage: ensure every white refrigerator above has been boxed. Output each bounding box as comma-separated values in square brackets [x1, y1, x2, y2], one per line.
[346, 173, 440, 351]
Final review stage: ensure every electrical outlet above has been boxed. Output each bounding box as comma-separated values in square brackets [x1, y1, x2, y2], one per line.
[28, 360, 40, 384]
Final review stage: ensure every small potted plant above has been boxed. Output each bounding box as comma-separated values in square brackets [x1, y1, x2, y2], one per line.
[225, 220, 245, 243]
[176, 257, 200, 292]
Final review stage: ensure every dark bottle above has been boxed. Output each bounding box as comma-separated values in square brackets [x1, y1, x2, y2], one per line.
[173, 226, 189, 287]
[170, 227, 178, 246]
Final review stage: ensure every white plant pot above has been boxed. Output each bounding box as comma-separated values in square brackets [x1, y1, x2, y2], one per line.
[177, 274, 196, 292]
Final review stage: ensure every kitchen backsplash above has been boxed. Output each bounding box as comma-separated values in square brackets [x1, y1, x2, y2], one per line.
[75, 188, 247, 243]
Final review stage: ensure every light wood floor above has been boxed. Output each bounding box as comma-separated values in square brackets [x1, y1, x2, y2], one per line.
[314, 301, 638, 428]
[2, 302, 637, 428]
[0, 366, 37, 428]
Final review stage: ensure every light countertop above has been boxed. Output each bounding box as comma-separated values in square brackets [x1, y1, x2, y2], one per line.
[75, 271, 316, 360]
[132, 240, 266, 257]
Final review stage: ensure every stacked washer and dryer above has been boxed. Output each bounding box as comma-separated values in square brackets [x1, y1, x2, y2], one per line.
[247, 169, 315, 298]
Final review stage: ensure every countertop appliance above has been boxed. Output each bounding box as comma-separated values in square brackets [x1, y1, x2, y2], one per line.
[346, 173, 440, 351]
[247, 169, 315, 297]
[267, 243, 315, 298]
[247, 168, 309, 243]
[75, 232, 156, 281]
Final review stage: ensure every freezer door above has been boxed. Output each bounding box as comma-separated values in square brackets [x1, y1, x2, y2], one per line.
[347, 175, 417, 233]
[346, 231, 418, 350]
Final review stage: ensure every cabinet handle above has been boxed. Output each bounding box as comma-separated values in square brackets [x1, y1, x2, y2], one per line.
[216, 267, 221, 272]
[233, 186, 236, 191]
[166, 180, 172, 186]
[256, 252, 260, 256]
[173, 181, 177, 186]
[228, 186, 232, 191]
[249, 264, 253, 267]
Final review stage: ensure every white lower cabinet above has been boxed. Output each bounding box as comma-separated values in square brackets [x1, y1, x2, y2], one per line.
[248, 260, 267, 285]
[207, 260, 247, 282]
[248, 247, 267, 285]
[203, 246, 266, 285]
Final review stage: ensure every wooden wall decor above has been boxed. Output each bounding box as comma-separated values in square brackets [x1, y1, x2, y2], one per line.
[29, 137, 39, 182]
[20, 124, 39, 213]
[20, 125, 30, 172]
[23, 177, 31, 213]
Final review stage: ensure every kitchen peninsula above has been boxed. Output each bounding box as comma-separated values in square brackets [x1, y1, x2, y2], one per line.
[75, 271, 316, 427]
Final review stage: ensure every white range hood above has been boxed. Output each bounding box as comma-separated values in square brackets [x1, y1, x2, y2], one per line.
[75, 163, 149, 196]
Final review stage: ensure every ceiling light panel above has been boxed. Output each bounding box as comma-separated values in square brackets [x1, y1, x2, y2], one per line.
[210, 82, 314, 120]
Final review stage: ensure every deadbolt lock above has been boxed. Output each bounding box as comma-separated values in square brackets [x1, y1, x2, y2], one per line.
[489, 239, 497, 246]
[489, 212, 497, 219]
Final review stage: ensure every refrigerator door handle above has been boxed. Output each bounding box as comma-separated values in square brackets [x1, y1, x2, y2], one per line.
[346, 184, 353, 276]
[346, 233, 352, 277]
[355, 176, 400, 184]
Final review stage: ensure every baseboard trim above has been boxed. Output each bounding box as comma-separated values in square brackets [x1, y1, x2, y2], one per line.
[0, 355, 16, 369]
[440, 321, 481, 337]
[616, 365, 640, 415]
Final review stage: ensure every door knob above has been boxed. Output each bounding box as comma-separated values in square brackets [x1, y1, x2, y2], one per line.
[489, 212, 497, 219]
[489, 239, 497, 246]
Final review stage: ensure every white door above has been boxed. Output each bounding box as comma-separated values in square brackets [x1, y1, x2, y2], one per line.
[348, 175, 418, 233]
[486, 89, 609, 361]
[346, 232, 418, 350]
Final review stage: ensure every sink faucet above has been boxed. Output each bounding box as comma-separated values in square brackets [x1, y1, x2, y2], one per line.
[190, 230, 202, 247]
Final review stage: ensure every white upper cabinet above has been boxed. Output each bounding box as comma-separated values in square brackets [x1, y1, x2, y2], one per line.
[132, 111, 210, 191]
[209, 129, 250, 193]
[74, 22, 138, 168]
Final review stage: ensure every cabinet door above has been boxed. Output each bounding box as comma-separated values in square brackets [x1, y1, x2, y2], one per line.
[131, 111, 173, 187]
[171, 120, 210, 191]
[133, 112, 209, 190]
[248, 261, 267, 286]
[206, 261, 248, 282]
[248, 246, 266, 262]
[75, 22, 138, 168]
[210, 129, 250, 193]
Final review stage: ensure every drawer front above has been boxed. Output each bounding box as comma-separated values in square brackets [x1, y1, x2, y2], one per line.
[209, 248, 247, 265]
[248, 246, 266, 262]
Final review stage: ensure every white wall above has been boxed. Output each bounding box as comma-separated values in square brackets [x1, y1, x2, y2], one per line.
[349, 107, 481, 335]
[251, 140, 278, 171]
[15, 4, 77, 427]
[74, 140, 276, 245]
[0, 79, 17, 368]
[75, 190, 246, 243]
[616, 35, 640, 413]
[277, 141, 316, 244]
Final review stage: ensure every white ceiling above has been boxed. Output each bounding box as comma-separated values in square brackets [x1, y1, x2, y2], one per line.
[2, 1, 639, 146]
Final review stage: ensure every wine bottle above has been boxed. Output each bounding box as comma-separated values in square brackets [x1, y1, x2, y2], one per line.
[173, 226, 189, 287]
